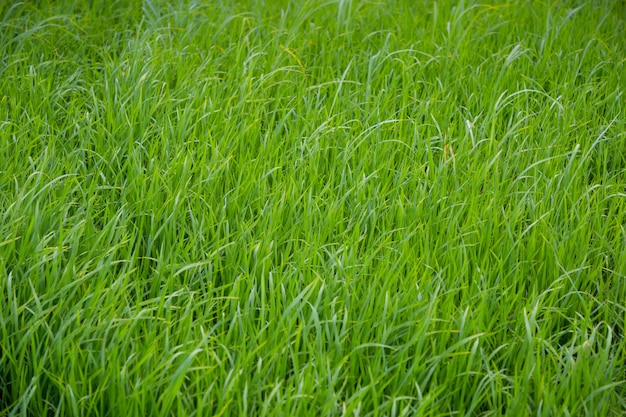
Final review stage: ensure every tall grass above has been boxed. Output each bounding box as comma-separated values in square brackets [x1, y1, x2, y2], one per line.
[1, 0, 625, 415]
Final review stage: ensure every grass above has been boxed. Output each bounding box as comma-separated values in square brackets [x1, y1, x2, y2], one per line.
[0, 0, 625, 415]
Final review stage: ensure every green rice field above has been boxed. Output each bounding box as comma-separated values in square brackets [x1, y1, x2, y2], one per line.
[1, 0, 625, 415]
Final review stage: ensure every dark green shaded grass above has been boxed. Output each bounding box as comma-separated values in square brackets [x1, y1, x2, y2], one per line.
[1, 0, 625, 415]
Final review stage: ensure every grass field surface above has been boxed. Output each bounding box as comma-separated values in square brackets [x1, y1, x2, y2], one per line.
[1, 0, 625, 415]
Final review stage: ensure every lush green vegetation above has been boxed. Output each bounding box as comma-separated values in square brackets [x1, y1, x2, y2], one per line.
[1, 0, 625, 415]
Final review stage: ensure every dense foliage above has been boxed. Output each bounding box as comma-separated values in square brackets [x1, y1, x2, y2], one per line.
[1, 1, 625, 415]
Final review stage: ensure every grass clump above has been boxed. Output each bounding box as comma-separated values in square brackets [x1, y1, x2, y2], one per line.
[1, 0, 625, 415]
